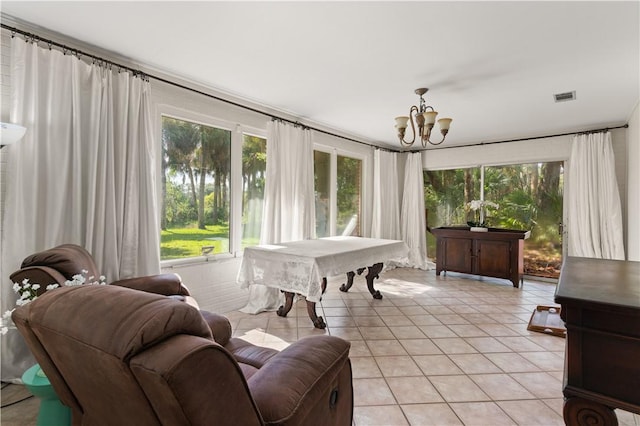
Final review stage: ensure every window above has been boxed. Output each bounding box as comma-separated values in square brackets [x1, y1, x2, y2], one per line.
[424, 168, 481, 257]
[424, 168, 481, 227]
[314, 151, 331, 237]
[424, 162, 564, 278]
[314, 150, 363, 237]
[483, 162, 564, 278]
[337, 155, 362, 236]
[160, 115, 231, 260]
[159, 110, 364, 261]
[241, 134, 267, 248]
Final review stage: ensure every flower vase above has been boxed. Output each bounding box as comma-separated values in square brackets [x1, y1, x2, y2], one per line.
[470, 226, 489, 232]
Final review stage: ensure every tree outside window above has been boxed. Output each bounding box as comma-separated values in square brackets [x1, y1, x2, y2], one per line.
[424, 162, 563, 278]
[160, 116, 231, 260]
[241, 135, 267, 248]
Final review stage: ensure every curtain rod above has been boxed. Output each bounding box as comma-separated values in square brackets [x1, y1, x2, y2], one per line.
[1, 23, 395, 153]
[423, 124, 629, 151]
[1, 23, 147, 79]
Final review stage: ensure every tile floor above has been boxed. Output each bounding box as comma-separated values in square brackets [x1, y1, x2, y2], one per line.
[2, 268, 639, 425]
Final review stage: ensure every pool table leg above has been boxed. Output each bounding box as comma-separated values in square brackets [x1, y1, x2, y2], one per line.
[366, 263, 384, 299]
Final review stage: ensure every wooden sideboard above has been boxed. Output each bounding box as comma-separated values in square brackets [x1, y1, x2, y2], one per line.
[430, 227, 530, 288]
[555, 256, 640, 425]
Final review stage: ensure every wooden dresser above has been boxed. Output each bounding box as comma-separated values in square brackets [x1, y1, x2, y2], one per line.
[555, 256, 640, 425]
[430, 227, 530, 288]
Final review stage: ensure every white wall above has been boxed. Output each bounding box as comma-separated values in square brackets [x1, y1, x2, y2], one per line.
[423, 134, 573, 169]
[422, 127, 632, 259]
[627, 101, 640, 261]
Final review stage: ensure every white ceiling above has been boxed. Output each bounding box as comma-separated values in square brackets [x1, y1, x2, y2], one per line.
[2, 1, 639, 150]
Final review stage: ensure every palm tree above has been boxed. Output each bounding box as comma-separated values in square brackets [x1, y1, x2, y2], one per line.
[201, 127, 231, 226]
[242, 135, 267, 200]
[161, 117, 200, 229]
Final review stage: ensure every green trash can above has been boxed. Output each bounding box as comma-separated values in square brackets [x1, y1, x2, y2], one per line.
[21, 364, 71, 426]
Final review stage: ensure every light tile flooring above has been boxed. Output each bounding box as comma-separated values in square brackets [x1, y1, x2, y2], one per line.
[2, 268, 639, 425]
[226, 268, 640, 426]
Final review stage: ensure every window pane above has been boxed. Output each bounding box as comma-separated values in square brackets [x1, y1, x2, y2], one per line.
[337, 155, 361, 236]
[314, 151, 331, 238]
[483, 162, 564, 278]
[424, 168, 480, 260]
[242, 134, 266, 248]
[160, 116, 231, 260]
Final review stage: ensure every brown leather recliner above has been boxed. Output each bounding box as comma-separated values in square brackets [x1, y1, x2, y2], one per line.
[10, 243, 264, 362]
[12, 284, 353, 425]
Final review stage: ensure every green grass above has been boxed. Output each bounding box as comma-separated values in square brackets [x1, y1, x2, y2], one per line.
[161, 224, 229, 260]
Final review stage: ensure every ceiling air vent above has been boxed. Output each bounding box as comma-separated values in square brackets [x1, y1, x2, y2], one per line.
[554, 91, 576, 103]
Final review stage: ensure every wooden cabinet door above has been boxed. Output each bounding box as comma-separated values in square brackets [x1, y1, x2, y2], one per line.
[443, 238, 473, 273]
[475, 239, 511, 278]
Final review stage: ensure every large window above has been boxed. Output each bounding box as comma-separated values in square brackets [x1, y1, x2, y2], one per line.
[159, 112, 364, 261]
[424, 162, 564, 278]
[337, 155, 361, 236]
[241, 134, 267, 248]
[483, 162, 564, 278]
[314, 150, 363, 237]
[314, 151, 331, 238]
[424, 168, 481, 228]
[160, 115, 231, 260]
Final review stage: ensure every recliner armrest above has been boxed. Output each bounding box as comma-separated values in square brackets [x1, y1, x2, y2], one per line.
[248, 335, 352, 424]
[111, 273, 190, 296]
[200, 311, 232, 346]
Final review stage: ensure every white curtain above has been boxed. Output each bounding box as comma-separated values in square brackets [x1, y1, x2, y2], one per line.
[567, 132, 625, 259]
[371, 150, 401, 239]
[400, 152, 430, 269]
[241, 121, 315, 313]
[1, 37, 159, 380]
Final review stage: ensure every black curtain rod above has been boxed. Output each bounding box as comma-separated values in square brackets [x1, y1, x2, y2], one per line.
[423, 124, 629, 151]
[1, 24, 146, 78]
[1, 23, 392, 152]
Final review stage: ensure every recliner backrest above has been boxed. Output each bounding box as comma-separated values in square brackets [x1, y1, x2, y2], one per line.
[10, 244, 102, 300]
[19, 244, 100, 282]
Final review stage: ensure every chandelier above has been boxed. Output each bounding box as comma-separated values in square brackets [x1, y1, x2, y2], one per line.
[394, 88, 452, 148]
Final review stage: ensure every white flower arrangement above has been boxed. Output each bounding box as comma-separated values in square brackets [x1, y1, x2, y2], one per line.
[466, 199, 499, 227]
[1, 270, 106, 335]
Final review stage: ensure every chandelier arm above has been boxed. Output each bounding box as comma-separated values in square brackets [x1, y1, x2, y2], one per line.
[399, 105, 419, 146]
[421, 126, 430, 148]
[425, 134, 448, 146]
